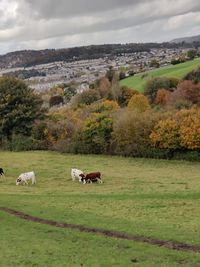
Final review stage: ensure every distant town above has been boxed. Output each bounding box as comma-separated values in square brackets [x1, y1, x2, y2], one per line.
[0, 46, 198, 92]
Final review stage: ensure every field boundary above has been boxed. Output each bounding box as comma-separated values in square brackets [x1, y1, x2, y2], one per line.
[1, 207, 200, 254]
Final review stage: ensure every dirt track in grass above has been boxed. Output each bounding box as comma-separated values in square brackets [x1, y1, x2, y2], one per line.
[1, 207, 200, 254]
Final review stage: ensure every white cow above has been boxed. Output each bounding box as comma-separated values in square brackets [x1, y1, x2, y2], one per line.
[71, 168, 84, 182]
[16, 171, 36, 185]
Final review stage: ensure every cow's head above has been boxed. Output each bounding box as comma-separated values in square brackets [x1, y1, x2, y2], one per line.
[16, 178, 22, 185]
[79, 173, 86, 183]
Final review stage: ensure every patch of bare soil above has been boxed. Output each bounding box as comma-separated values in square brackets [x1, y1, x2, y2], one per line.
[1, 207, 200, 254]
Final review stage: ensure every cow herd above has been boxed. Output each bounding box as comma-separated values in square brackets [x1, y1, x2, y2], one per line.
[0, 167, 103, 185]
[71, 168, 102, 184]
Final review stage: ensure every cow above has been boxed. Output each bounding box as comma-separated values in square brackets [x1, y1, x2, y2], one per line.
[0, 168, 5, 177]
[80, 172, 102, 184]
[71, 168, 84, 182]
[16, 171, 36, 185]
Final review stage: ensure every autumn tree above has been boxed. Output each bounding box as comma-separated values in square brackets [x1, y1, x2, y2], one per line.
[49, 95, 64, 107]
[75, 113, 113, 154]
[117, 86, 139, 107]
[155, 89, 171, 106]
[150, 108, 200, 150]
[128, 94, 151, 112]
[112, 109, 160, 156]
[169, 80, 200, 107]
[144, 77, 179, 103]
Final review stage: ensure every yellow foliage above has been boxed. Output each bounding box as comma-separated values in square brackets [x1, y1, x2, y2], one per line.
[128, 94, 151, 112]
[150, 108, 200, 150]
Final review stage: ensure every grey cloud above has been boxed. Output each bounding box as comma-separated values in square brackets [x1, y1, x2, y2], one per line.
[0, 0, 200, 54]
[23, 0, 144, 18]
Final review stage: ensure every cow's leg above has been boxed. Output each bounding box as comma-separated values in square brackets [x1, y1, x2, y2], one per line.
[97, 178, 102, 183]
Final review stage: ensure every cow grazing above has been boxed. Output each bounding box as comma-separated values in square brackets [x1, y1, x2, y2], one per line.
[16, 171, 36, 185]
[71, 168, 84, 182]
[0, 168, 5, 177]
[80, 172, 102, 184]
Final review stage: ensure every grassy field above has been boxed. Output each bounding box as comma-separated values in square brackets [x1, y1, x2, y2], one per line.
[0, 151, 200, 267]
[120, 58, 200, 92]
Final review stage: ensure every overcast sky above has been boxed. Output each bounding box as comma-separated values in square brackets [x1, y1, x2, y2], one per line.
[0, 0, 200, 55]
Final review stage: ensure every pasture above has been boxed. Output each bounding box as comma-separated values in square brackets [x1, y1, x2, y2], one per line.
[0, 151, 200, 267]
[120, 58, 200, 92]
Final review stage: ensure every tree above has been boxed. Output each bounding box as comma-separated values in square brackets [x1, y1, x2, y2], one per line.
[112, 109, 159, 156]
[72, 89, 100, 107]
[0, 77, 43, 139]
[119, 71, 126, 80]
[91, 100, 120, 113]
[106, 67, 115, 82]
[184, 67, 200, 84]
[49, 95, 64, 107]
[64, 85, 77, 102]
[97, 78, 111, 98]
[187, 50, 197, 60]
[117, 86, 138, 107]
[150, 108, 200, 150]
[144, 77, 179, 103]
[150, 59, 160, 68]
[76, 114, 113, 154]
[150, 118, 181, 149]
[169, 81, 200, 107]
[128, 94, 151, 112]
[155, 89, 171, 106]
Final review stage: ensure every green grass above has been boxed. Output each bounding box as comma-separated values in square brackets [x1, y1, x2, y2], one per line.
[120, 58, 200, 92]
[0, 151, 200, 267]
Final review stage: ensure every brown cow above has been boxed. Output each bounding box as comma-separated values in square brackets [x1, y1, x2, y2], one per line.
[80, 172, 102, 184]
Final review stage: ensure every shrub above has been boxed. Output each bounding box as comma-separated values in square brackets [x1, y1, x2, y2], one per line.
[8, 135, 37, 151]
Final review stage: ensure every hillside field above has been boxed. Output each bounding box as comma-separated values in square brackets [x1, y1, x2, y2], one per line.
[0, 151, 200, 267]
[120, 58, 200, 92]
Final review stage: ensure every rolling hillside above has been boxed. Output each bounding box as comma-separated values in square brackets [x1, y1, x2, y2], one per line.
[171, 34, 200, 43]
[120, 58, 200, 92]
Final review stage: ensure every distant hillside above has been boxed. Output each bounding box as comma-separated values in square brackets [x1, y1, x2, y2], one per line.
[120, 58, 200, 92]
[171, 34, 200, 44]
[0, 42, 194, 69]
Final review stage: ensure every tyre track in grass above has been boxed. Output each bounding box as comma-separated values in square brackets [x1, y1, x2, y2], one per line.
[1, 207, 200, 254]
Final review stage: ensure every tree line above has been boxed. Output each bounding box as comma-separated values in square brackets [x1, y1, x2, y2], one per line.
[0, 67, 199, 161]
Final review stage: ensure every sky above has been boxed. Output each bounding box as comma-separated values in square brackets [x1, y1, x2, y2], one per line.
[0, 0, 200, 55]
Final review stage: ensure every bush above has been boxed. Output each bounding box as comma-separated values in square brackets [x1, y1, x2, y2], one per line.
[173, 151, 200, 162]
[4, 135, 37, 151]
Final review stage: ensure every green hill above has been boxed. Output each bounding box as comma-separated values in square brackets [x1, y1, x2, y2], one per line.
[120, 58, 200, 92]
